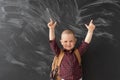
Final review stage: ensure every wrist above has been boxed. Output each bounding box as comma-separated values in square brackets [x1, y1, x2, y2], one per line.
[88, 30, 94, 33]
[49, 28, 55, 30]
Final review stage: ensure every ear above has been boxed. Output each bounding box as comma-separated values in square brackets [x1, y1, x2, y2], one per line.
[75, 38, 77, 42]
[60, 39, 63, 45]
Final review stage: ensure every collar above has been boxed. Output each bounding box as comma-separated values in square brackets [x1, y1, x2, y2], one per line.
[63, 48, 75, 53]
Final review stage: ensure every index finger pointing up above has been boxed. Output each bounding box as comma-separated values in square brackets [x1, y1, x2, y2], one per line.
[50, 18, 53, 22]
[90, 20, 93, 23]
[49, 18, 54, 24]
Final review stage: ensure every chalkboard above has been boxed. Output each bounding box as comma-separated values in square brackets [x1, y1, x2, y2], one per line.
[0, 0, 120, 80]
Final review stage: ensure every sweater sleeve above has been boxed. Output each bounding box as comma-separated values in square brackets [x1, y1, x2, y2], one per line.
[78, 41, 89, 56]
[49, 39, 60, 55]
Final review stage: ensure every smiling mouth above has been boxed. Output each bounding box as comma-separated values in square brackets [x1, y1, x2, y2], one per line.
[67, 46, 71, 48]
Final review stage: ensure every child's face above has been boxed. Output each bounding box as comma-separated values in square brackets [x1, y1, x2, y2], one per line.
[60, 34, 77, 50]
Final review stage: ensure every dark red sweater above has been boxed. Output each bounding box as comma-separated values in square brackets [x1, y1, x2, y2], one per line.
[50, 39, 89, 80]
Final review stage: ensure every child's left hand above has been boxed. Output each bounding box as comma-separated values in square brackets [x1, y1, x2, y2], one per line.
[85, 20, 95, 32]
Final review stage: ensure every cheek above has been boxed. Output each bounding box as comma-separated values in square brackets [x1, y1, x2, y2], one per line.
[71, 43, 74, 45]
[71, 42, 76, 46]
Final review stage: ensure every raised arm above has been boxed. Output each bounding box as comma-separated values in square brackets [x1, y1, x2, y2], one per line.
[84, 20, 95, 44]
[47, 18, 57, 40]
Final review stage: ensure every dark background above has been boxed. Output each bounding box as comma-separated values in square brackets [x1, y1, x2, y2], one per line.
[0, 0, 120, 80]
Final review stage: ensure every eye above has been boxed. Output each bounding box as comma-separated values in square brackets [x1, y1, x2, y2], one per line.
[64, 41, 67, 43]
[70, 40, 73, 42]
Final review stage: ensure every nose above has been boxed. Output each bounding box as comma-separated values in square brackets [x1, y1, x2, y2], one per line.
[67, 42, 71, 46]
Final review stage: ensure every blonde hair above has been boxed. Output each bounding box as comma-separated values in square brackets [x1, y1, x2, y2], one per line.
[61, 29, 75, 38]
[61, 29, 75, 34]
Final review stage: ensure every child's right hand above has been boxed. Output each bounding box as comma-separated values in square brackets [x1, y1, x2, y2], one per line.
[85, 20, 95, 32]
[47, 18, 57, 29]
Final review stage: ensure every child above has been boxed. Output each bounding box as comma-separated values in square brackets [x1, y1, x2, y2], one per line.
[48, 18, 95, 80]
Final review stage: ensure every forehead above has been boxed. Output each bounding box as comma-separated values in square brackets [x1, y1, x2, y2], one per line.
[61, 34, 75, 40]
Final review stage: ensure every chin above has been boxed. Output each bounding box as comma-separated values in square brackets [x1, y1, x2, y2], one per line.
[66, 48, 73, 50]
[66, 49, 71, 50]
